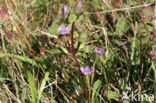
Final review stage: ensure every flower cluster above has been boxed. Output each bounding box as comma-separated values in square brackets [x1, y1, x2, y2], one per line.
[80, 47, 104, 75]
[58, 2, 105, 76]
[59, 2, 82, 35]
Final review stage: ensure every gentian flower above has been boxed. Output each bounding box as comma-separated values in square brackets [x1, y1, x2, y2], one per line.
[94, 48, 104, 56]
[58, 26, 69, 35]
[76, 1, 82, 11]
[63, 5, 68, 14]
[80, 66, 92, 75]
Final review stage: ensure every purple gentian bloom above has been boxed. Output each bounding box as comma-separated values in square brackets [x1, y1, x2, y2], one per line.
[64, 5, 68, 14]
[76, 1, 82, 11]
[94, 48, 104, 56]
[80, 66, 92, 75]
[58, 26, 69, 35]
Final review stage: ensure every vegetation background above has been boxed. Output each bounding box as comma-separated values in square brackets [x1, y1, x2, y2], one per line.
[0, 0, 156, 103]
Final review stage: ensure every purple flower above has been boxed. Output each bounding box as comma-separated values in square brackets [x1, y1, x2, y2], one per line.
[58, 26, 69, 35]
[76, 1, 82, 11]
[80, 66, 92, 75]
[63, 5, 68, 14]
[94, 48, 104, 56]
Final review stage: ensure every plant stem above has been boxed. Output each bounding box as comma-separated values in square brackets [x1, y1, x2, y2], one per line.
[71, 22, 75, 52]
[154, 3, 156, 103]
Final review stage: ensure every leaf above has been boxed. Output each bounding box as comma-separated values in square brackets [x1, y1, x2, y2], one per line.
[76, 15, 84, 22]
[115, 17, 128, 36]
[102, 0, 111, 10]
[27, 71, 37, 103]
[130, 23, 137, 65]
[80, 45, 93, 53]
[107, 91, 121, 101]
[60, 47, 68, 54]
[93, 0, 100, 6]
[79, 32, 88, 43]
[38, 72, 49, 102]
[74, 31, 79, 38]
[47, 24, 59, 35]
[79, 43, 85, 50]
[45, 48, 62, 54]
[68, 14, 77, 23]
[123, 100, 130, 103]
[0, 53, 37, 66]
[92, 79, 102, 101]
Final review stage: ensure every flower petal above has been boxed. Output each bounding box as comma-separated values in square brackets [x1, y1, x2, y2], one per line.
[85, 66, 92, 75]
[76, 1, 82, 11]
[80, 67, 85, 73]
[58, 26, 69, 35]
[80, 66, 92, 75]
[94, 48, 104, 56]
[64, 5, 68, 14]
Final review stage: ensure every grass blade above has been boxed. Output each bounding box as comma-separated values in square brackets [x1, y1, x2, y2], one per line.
[37, 72, 49, 103]
[27, 71, 37, 103]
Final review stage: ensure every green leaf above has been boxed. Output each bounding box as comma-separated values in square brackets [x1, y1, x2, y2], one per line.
[74, 31, 79, 38]
[79, 32, 88, 43]
[47, 24, 59, 35]
[53, 16, 62, 24]
[0, 53, 37, 66]
[80, 45, 93, 53]
[76, 15, 84, 22]
[38, 72, 49, 102]
[130, 23, 137, 65]
[102, 0, 111, 10]
[79, 43, 85, 50]
[115, 17, 128, 36]
[46, 48, 62, 54]
[123, 100, 130, 103]
[68, 14, 77, 23]
[60, 47, 68, 54]
[93, 0, 100, 6]
[107, 91, 121, 101]
[92, 80, 102, 101]
[27, 71, 37, 103]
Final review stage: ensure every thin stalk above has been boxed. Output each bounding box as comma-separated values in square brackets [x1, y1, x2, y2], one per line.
[71, 22, 75, 52]
[154, 67, 156, 103]
[0, 25, 7, 53]
[154, 3, 156, 103]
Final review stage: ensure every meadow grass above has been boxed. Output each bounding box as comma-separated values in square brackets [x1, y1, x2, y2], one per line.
[0, 0, 156, 103]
